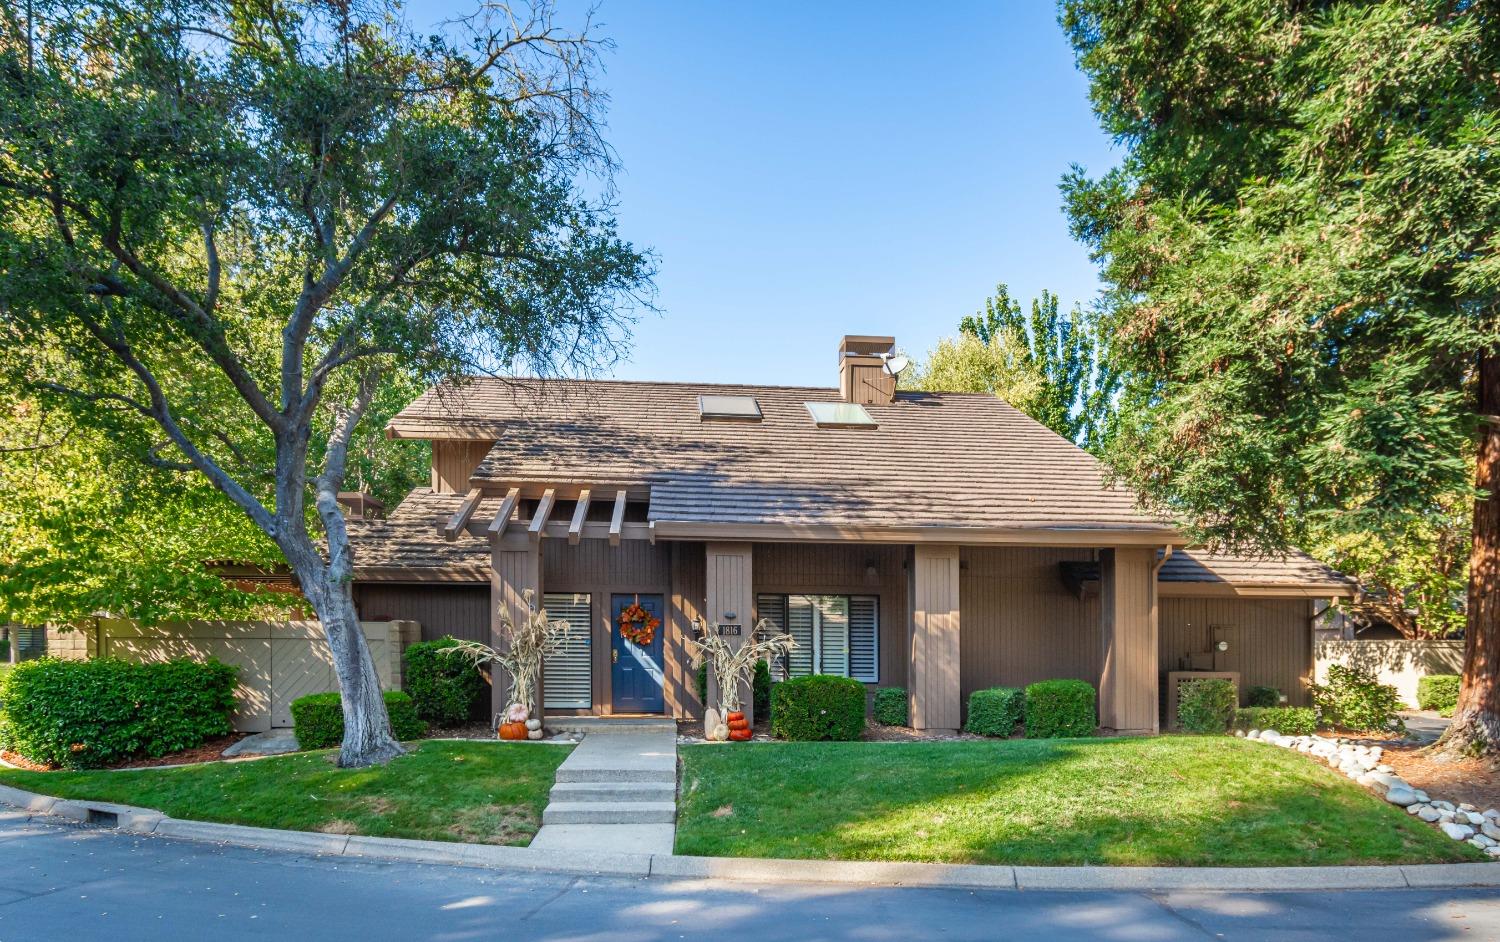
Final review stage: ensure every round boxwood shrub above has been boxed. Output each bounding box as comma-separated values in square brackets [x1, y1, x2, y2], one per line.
[873, 686, 909, 726]
[404, 638, 485, 727]
[0, 656, 237, 769]
[1176, 678, 1237, 733]
[1233, 706, 1319, 736]
[1024, 679, 1096, 738]
[964, 687, 1024, 737]
[1417, 674, 1461, 717]
[1246, 685, 1281, 708]
[291, 690, 427, 750]
[771, 675, 865, 741]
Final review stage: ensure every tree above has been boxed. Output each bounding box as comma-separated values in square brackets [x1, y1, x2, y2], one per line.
[1060, 1, 1500, 753]
[907, 283, 1118, 452]
[0, 0, 653, 766]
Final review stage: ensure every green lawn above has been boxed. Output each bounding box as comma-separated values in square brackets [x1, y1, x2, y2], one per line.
[0, 740, 568, 846]
[677, 737, 1479, 866]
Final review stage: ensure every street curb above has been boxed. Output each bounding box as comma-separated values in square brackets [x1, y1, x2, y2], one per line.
[3, 783, 1499, 892]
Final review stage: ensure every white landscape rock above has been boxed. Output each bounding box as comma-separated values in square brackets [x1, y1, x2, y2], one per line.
[1418, 806, 1444, 823]
[1385, 788, 1419, 807]
[1442, 822, 1476, 841]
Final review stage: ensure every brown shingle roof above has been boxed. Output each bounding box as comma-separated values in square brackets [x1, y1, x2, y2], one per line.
[389, 379, 1178, 537]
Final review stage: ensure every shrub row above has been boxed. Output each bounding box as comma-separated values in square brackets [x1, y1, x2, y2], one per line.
[873, 686, 908, 726]
[1024, 679, 1096, 738]
[964, 687, 1024, 737]
[1177, 678, 1238, 733]
[291, 690, 427, 749]
[1246, 685, 1281, 707]
[1418, 674, 1461, 717]
[404, 638, 486, 727]
[1233, 706, 1319, 736]
[771, 675, 865, 741]
[0, 657, 237, 769]
[1310, 664, 1404, 733]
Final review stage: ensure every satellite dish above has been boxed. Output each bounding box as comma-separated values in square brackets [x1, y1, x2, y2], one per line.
[882, 353, 910, 378]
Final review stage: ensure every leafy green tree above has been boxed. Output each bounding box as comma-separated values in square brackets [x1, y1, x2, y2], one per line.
[0, 0, 652, 766]
[1060, 0, 1500, 753]
[908, 284, 1118, 452]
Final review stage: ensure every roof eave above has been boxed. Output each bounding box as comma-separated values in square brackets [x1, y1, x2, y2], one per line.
[649, 520, 1183, 547]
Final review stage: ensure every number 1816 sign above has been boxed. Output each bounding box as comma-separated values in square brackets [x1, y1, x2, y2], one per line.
[716, 624, 742, 637]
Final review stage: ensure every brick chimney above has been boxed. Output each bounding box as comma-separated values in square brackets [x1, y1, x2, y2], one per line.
[838, 335, 897, 404]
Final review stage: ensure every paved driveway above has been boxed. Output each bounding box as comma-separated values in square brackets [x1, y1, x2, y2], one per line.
[3, 815, 1500, 941]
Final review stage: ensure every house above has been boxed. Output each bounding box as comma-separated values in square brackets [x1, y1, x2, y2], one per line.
[350, 335, 1355, 733]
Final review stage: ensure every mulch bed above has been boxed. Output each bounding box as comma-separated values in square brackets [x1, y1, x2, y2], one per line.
[1381, 743, 1500, 812]
[1, 733, 249, 773]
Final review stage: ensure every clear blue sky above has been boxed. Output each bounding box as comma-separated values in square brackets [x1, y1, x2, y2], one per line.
[437, 2, 1118, 386]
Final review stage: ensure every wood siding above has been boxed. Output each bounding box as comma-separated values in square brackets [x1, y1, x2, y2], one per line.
[752, 543, 907, 687]
[1100, 547, 1158, 734]
[1161, 597, 1314, 706]
[353, 583, 490, 643]
[705, 542, 755, 721]
[431, 440, 493, 494]
[910, 545, 962, 731]
[491, 542, 540, 718]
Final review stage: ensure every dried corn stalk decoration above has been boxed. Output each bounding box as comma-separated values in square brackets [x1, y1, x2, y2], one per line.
[441, 589, 573, 720]
[685, 617, 796, 715]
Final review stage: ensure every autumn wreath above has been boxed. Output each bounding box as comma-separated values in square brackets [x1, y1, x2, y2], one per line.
[618, 598, 661, 646]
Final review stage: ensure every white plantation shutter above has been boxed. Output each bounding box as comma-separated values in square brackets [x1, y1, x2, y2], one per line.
[786, 595, 816, 678]
[756, 593, 790, 680]
[817, 596, 849, 676]
[848, 596, 879, 683]
[543, 593, 592, 709]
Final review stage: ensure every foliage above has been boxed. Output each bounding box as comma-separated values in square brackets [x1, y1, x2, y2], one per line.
[1176, 679, 1238, 734]
[675, 738, 1477, 866]
[0, 657, 235, 769]
[873, 687, 909, 727]
[1246, 686, 1281, 708]
[1418, 675, 1463, 717]
[964, 687, 1025, 737]
[0, 740, 567, 846]
[770, 675, 866, 742]
[440, 591, 573, 719]
[753, 659, 772, 723]
[695, 660, 709, 706]
[1233, 707, 1321, 737]
[292, 691, 426, 750]
[404, 638, 486, 728]
[1023, 680, 1096, 739]
[1309, 665, 1405, 734]
[906, 284, 1118, 452]
[686, 619, 794, 716]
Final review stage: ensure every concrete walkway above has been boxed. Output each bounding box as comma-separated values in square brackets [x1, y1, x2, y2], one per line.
[1402, 710, 1451, 745]
[529, 720, 677, 856]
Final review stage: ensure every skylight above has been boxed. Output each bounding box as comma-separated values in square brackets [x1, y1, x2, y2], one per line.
[804, 401, 877, 428]
[698, 394, 763, 421]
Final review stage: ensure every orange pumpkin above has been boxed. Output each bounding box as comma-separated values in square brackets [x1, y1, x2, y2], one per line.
[728, 717, 750, 731]
[727, 711, 745, 723]
[498, 721, 528, 740]
[728, 727, 753, 741]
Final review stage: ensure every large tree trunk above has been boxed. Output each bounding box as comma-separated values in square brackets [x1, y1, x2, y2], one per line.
[1436, 349, 1500, 756]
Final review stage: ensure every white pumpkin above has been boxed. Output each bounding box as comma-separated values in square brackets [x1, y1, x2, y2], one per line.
[527, 729, 544, 740]
[705, 707, 721, 732]
[711, 723, 730, 741]
[524, 718, 542, 731]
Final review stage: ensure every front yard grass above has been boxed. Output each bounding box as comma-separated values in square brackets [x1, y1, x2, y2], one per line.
[677, 736, 1479, 866]
[0, 740, 568, 846]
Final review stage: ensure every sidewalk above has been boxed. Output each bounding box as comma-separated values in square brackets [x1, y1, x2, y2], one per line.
[529, 721, 678, 855]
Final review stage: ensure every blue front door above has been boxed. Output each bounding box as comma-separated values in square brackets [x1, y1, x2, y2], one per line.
[611, 593, 665, 713]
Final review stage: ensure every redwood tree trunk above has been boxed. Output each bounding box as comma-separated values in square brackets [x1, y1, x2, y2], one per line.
[1437, 349, 1500, 756]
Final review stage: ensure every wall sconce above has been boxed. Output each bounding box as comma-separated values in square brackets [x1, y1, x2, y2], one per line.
[1215, 640, 1230, 653]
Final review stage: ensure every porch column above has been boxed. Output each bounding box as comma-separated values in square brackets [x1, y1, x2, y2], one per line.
[909, 544, 961, 733]
[1099, 547, 1159, 734]
[704, 542, 755, 723]
[490, 540, 541, 723]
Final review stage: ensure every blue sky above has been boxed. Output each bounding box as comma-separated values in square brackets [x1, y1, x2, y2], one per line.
[436, 2, 1118, 386]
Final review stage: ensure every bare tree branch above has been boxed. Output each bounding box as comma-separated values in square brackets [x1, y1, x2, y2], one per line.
[316, 368, 382, 585]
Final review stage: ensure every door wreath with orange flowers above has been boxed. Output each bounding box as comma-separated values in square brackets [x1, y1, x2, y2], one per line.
[617, 597, 661, 646]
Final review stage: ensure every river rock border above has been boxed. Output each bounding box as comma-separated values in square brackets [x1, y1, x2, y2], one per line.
[1236, 728, 1500, 857]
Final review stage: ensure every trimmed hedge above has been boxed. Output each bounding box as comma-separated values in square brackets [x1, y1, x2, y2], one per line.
[965, 687, 1024, 737]
[0, 656, 237, 769]
[1024, 679, 1095, 738]
[1246, 685, 1281, 708]
[404, 638, 485, 727]
[291, 690, 427, 749]
[1233, 706, 1319, 736]
[1310, 664, 1404, 733]
[1177, 678, 1237, 733]
[1417, 675, 1461, 717]
[771, 675, 865, 741]
[873, 687, 909, 726]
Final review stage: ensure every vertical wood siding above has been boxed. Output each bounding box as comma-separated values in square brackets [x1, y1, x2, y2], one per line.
[705, 542, 756, 721]
[491, 543, 540, 717]
[1100, 547, 1157, 734]
[1160, 597, 1314, 706]
[911, 545, 962, 731]
[353, 583, 490, 643]
[430, 440, 493, 493]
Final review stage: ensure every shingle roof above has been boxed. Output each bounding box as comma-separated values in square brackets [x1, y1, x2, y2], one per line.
[388, 379, 1178, 537]
[1060, 551, 1355, 596]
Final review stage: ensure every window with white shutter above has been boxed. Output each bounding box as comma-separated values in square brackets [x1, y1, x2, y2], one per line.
[756, 594, 790, 680]
[767, 593, 877, 683]
[542, 593, 592, 709]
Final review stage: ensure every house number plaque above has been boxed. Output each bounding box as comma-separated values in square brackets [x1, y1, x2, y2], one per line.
[716, 624, 742, 637]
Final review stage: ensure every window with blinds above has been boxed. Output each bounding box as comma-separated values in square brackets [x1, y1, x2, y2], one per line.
[543, 592, 592, 709]
[756, 593, 878, 683]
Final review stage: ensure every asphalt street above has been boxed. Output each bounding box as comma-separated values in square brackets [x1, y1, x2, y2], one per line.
[3, 814, 1500, 941]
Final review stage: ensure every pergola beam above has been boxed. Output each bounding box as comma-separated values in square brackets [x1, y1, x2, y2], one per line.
[529, 487, 556, 542]
[609, 489, 627, 547]
[568, 489, 591, 545]
[486, 487, 520, 539]
[443, 488, 483, 542]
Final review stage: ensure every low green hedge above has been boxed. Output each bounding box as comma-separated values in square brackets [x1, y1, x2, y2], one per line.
[1417, 675, 1461, 717]
[0, 656, 237, 769]
[1233, 706, 1319, 736]
[1024, 679, 1095, 738]
[291, 690, 427, 749]
[873, 687, 908, 726]
[1177, 678, 1237, 733]
[771, 675, 865, 741]
[404, 638, 485, 727]
[965, 687, 1024, 737]
[1246, 685, 1281, 708]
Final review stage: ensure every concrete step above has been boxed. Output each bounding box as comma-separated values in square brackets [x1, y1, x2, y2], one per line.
[549, 781, 676, 803]
[542, 801, 677, 826]
[554, 764, 675, 785]
[547, 717, 677, 734]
